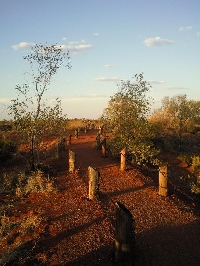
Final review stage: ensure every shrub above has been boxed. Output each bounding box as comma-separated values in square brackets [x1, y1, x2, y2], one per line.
[177, 154, 192, 167]
[0, 139, 18, 162]
[192, 155, 200, 174]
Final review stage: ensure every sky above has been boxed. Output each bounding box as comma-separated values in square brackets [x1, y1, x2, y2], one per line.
[0, 0, 200, 120]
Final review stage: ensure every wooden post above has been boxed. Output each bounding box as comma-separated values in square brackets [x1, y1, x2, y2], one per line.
[57, 141, 62, 159]
[74, 129, 78, 139]
[114, 202, 134, 263]
[159, 164, 168, 197]
[101, 138, 106, 157]
[120, 148, 126, 171]
[67, 133, 72, 145]
[88, 166, 100, 200]
[96, 133, 101, 150]
[61, 137, 65, 150]
[69, 150, 76, 173]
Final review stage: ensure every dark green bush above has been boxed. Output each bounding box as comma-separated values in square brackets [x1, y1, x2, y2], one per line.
[0, 139, 18, 162]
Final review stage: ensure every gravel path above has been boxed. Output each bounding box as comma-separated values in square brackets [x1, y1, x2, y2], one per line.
[64, 130, 200, 266]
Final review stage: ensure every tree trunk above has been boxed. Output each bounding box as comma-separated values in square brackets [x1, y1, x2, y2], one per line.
[30, 137, 35, 171]
[114, 202, 134, 263]
[88, 166, 100, 200]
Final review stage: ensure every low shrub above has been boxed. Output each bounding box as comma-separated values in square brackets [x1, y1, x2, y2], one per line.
[0, 139, 18, 163]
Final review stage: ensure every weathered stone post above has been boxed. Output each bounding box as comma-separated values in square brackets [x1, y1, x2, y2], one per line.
[61, 137, 66, 150]
[114, 202, 134, 263]
[69, 150, 76, 173]
[88, 166, 100, 200]
[159, 164, 168, 197]
[67, 133, 72, 145]
[57, 141, 62, 159]
[101, 138, 106, 157]
[96, 132, 101, 150]
[74, 129, 78, 139]
[120, 147, 126, 171]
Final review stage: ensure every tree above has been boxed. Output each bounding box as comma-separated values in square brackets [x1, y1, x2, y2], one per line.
[103, 73, 159, 165]
[149, 94, 200, 150]
[9, 44, 71, 170]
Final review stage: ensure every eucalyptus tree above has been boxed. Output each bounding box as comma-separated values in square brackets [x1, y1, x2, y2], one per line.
[9, 44, 71, 170]
[103, 73, 159, 165]
[150, 94, 200, 150]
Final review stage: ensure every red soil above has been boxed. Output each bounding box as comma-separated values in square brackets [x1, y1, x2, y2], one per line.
[1, 129, 200, 265]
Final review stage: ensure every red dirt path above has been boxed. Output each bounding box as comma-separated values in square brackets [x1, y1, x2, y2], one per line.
[1, 129, 200, 265]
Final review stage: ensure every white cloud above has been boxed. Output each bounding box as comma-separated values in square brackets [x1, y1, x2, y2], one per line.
[197, 32, 200, 37]
[12, 42, 35, 50]
[60, 40, 93, 55]
[62, 37, 67, 41]
[104, 64, 114, 68]
[94, 76, 120, 82]
[93, 33, 99, 36]
[12, 40, 92, 55]
[144, 37, 175, 47]
[147, 80, 165, 84]
[179, 26, 193, 31]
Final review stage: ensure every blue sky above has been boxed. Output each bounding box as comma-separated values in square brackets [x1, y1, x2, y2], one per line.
[0, 0, 200, 119]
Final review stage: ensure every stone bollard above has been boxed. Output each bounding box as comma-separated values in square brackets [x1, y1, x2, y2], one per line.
[57, 141, 62, 159]
[88, 166, 100, 200]
[159, 164, 168, 197]
[101, 138, 106, 157]
[96, 132, 101, 150]
[74, 129, 78, 140]
[67, 133, 72, 145]
[120, 147, 126, 171]
[69, 150, 76, 173]
[114, 202, 135, 263]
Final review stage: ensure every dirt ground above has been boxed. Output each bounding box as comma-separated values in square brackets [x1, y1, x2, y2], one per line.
[1, 129, 200, 265]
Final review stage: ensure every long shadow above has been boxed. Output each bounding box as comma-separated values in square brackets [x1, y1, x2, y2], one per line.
[2, 216, 107, 266]
[66, 220, 200, 266]
[135, 220, 200, 266]
[66, 244, 114, 266]
[105, 182, 153, 198]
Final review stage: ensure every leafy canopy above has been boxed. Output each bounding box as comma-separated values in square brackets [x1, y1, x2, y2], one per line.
[103, 73, 159, 165]
[9, 44, 71, 169]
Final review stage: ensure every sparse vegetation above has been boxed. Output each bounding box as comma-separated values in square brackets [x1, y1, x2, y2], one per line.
[103, 73, 159, 166]
[8, 43, 71, 171]
[0, 139, 18, 163]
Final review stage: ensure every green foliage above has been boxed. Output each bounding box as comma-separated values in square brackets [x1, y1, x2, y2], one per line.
[16, 170, 55, 196]
[191, 155, 200, 174]
[191, 183, 200, 194]
[0, 170, 55, 196]
[149, 94, 200, 151]
[9, 44, 71, 170]
[103, 73, 159, 165]
[177, 154, 192, 167]
[0, 139, 18, 162]
[189, 155, 200, 195]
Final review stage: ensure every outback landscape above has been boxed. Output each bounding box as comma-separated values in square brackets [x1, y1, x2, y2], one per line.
[1, 42, 200, 266]
[1, 1, 200, 265]
[1, 119, 200, 266]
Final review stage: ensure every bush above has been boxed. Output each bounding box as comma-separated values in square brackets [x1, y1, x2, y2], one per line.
[178, 154, 192, 167]
[192, 155, 200, 174]
[0, 139, 18, 162]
